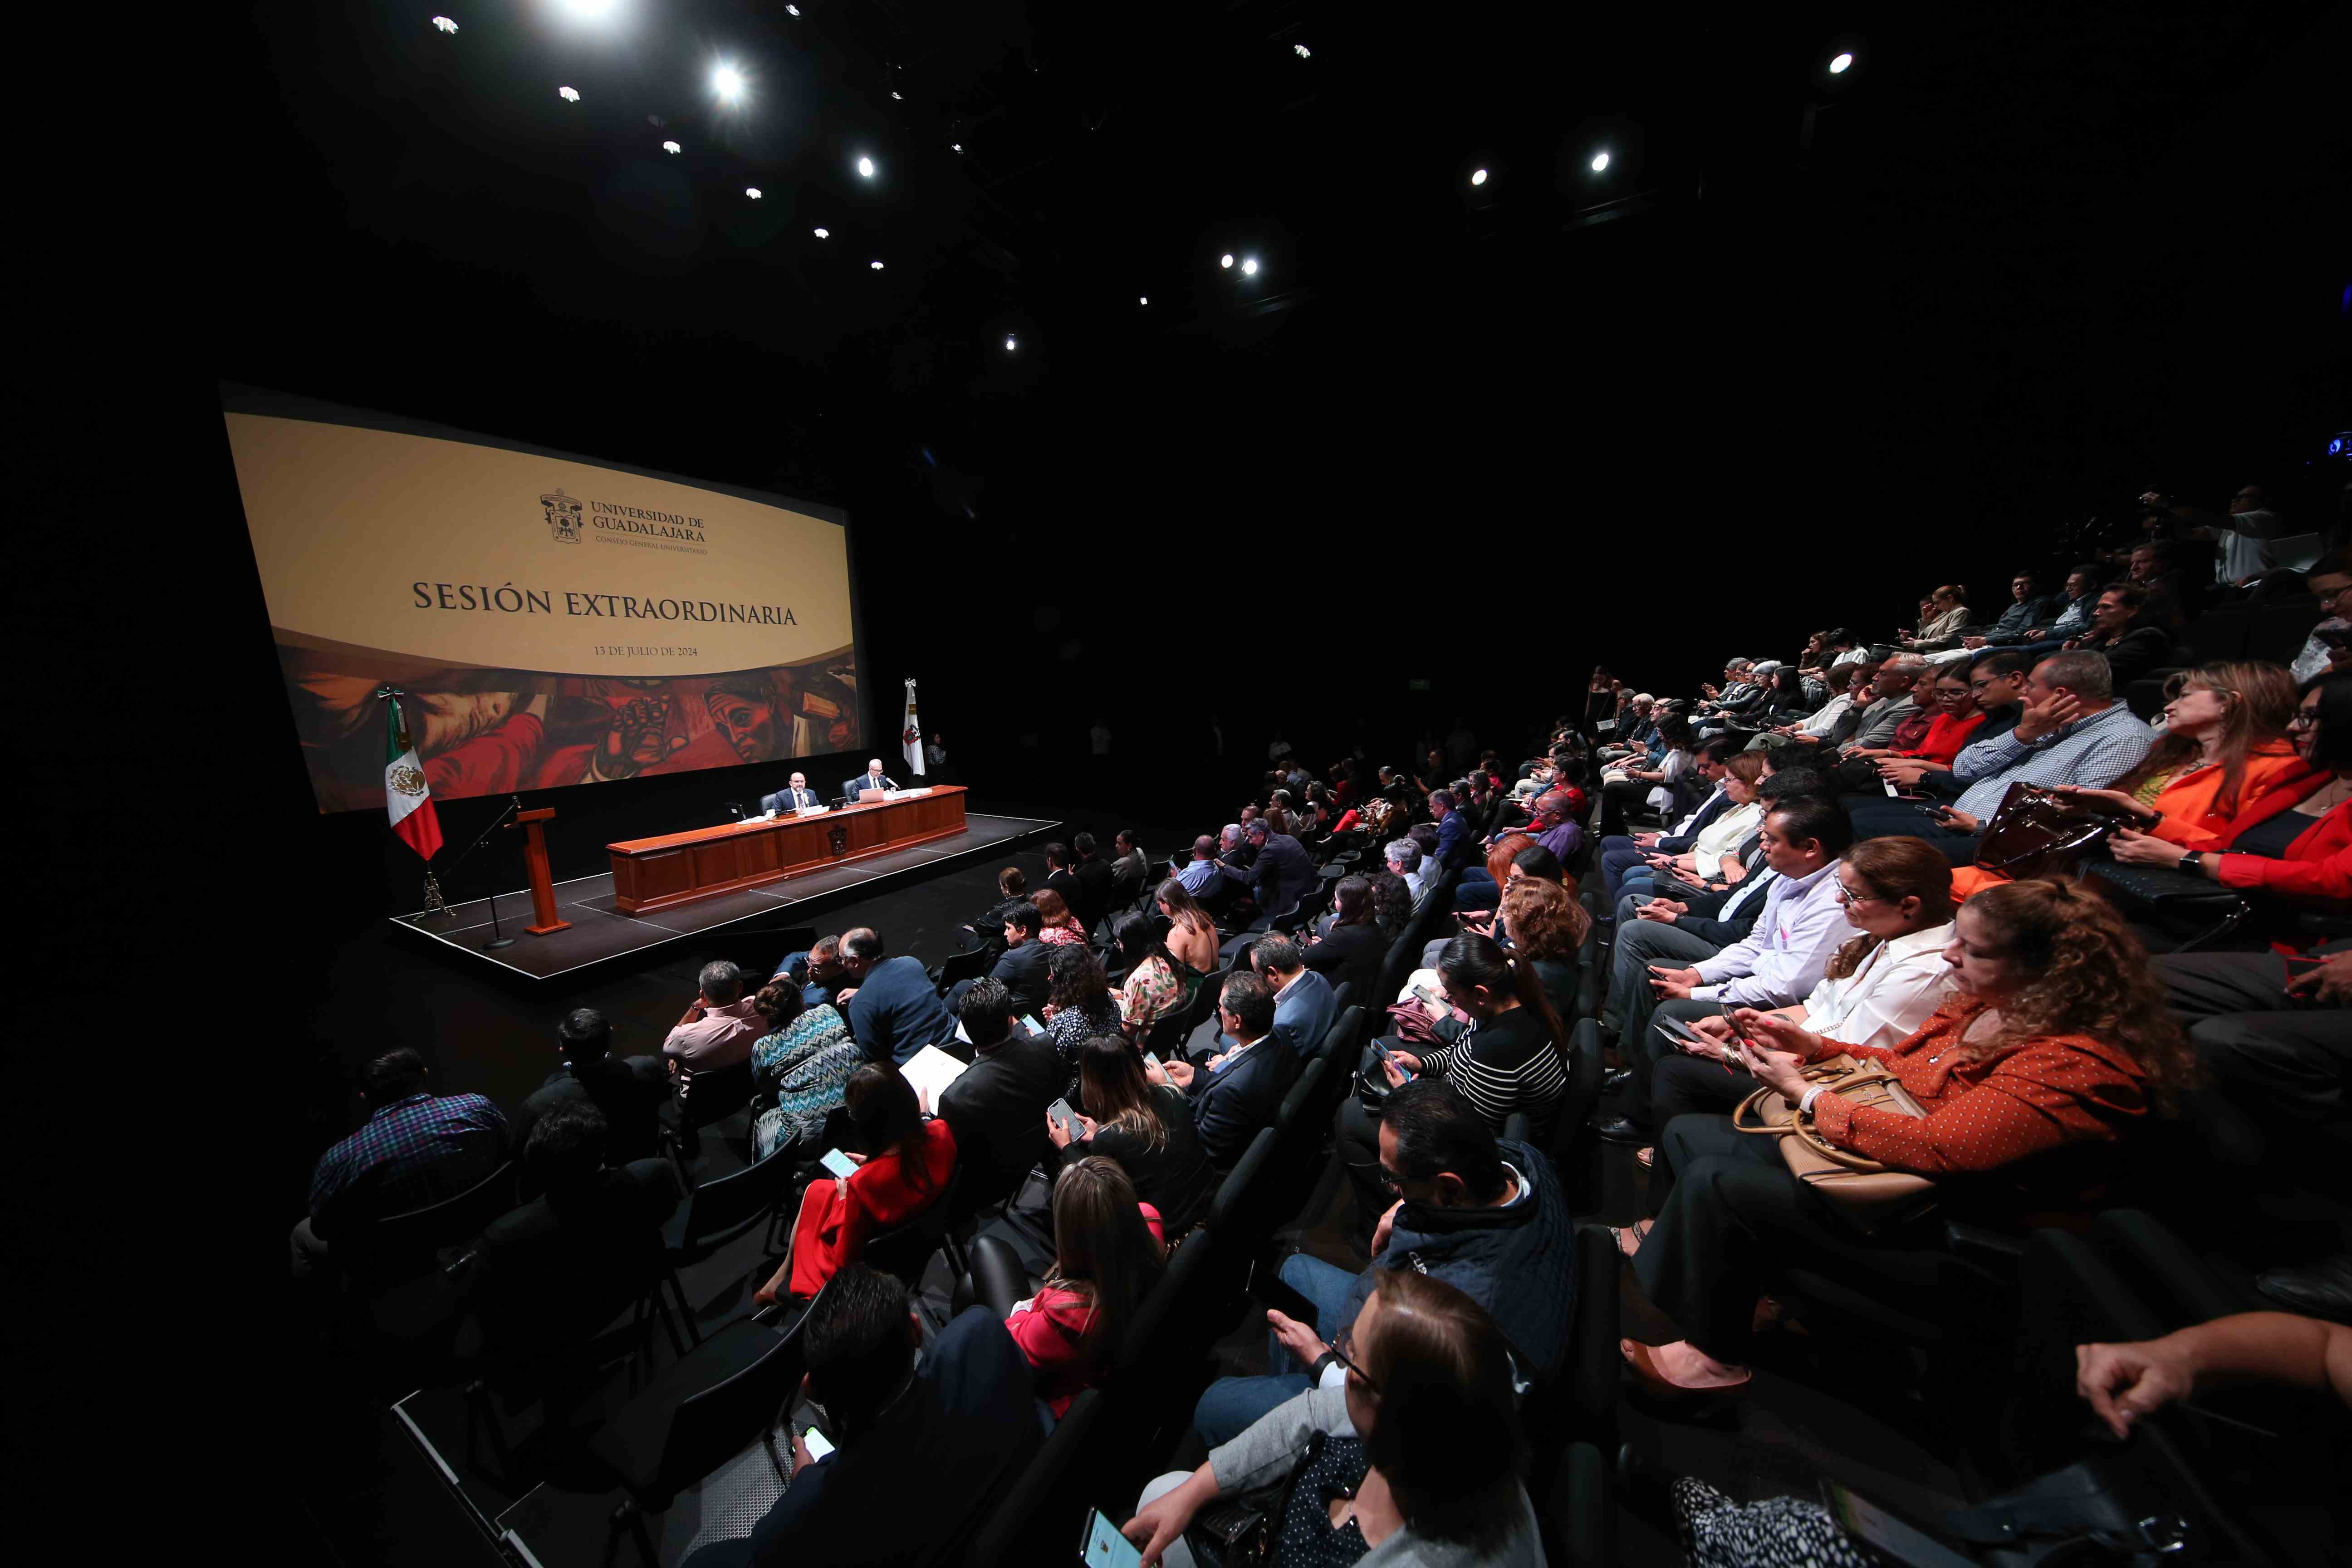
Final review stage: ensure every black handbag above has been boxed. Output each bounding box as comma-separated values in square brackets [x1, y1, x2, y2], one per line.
[2082, 858, 2250, 950]
[1184, 1431, 1323, 1568]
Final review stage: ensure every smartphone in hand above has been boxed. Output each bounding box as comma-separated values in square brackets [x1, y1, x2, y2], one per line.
[1047, 1098, 1080, 1138]
[818, 1148, 858, 1179]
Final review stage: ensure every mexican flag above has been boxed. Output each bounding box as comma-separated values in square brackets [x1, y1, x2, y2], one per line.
[902, 678, 926, 778]
[382, 690, 445, 860]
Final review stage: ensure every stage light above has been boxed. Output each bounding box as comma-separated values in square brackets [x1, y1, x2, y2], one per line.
[745, 187, 762, 199]
[1004, 335, 1017, 351]
[661, 139, 680, 154]
[785, 3, 799, 12]
[870, 259, 885, 269]
[857, 155, 876, 177]
[951, 142, 964, 152]
[1241, 257, 1260, 276]
[431, 16, 457, 33]
[1139, 295, 1148, 305]
[813, 226, 829, 238]
[1828, 51, 1854, 74]
[558, 85, 581, 102]
[1220, 254, 1233, 269]
[713, 64, 745, 102]
[557, 0, 616, 19]
[1470, 167, 1487, 186]
[891, 91, 903, 101]
[1294, 44, 1311, 59]
[1590, 150, 1610, 172]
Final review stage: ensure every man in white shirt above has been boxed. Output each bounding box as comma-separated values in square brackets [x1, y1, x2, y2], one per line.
[1597, 798, 1854, 1143]
[2141, 483, 2289, 587]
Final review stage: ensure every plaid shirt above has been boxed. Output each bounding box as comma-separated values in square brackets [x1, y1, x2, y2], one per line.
[308, 1091, 507, 1230]
[1952, 701, 2154, 821]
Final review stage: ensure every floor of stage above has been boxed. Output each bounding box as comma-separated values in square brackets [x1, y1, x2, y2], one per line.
[389, 811, 1058, 980]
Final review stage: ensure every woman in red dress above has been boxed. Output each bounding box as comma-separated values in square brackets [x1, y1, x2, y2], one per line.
[757, 1063, 956, 1304]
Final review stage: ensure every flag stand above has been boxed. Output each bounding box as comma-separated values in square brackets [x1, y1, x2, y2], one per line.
[420, 869, 449, 919]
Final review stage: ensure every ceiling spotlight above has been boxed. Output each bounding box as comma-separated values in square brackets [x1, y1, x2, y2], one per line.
[813, 226, 829, 238]
[431, 16, 457, 33]
[1004, 335, 1018, 351]
[1220, 254, 1233, 269]
[891, 91, 903, 101]
[1470, 167, 1488, 186]
[785, 3, 799, 12]
[558, 0, 615, 18]
[1589, 150, 1610, 172]
[713, 65, 745, 102]
[1241, 257, 1259, 276]
[1293, 44, 1311, 59]
[1138, 296, 1148, 305]
[869, 259, 885, 270]
[558, 85, 581, 102]
[857, 156, 876, 177]
[951, 142, 964, 152]
[661, 139, 680, 154]
[745, 187, 762, 199]
[1828, 51, 1854, 74]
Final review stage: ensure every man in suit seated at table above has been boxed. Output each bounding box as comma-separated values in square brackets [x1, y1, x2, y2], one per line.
[761, 772, 821, 814]
[681, 1264, 1041, 1568]
[842, 759, 900, 800]
[1151, 972, 1293, 1171]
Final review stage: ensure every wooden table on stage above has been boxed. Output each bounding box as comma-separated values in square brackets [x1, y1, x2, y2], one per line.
[606, 785, 970, 916]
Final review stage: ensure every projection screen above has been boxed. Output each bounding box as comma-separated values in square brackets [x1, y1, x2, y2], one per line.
[221, 387, 863, 813]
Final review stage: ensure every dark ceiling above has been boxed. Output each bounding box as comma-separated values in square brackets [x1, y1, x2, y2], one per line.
[174, 0, 2352, 755]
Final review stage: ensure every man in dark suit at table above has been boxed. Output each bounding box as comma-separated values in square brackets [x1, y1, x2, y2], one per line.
[1152, 972, 1293, 1171]
[761, 771, 821, 814]
[842, 759, 900, 800]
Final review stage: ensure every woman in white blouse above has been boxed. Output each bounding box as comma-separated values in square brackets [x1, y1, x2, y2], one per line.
[1652, 752, 1764, 885]
[1619, 836, 1955, 1188]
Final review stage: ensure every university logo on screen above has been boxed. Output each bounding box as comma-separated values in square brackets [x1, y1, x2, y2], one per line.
[540, 486, 707, 544]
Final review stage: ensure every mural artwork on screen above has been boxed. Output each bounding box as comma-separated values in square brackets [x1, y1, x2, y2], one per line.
[222, 392, 863, 813]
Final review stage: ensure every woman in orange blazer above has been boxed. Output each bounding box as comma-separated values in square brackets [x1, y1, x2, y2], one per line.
[756, 1062, 957, 1304]
[1950, 662, 2311, 902]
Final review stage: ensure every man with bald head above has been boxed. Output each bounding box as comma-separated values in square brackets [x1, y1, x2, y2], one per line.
[762, 771, 820, 814]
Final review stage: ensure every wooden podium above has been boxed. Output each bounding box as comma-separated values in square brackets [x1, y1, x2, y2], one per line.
[506, 808, 571, 935]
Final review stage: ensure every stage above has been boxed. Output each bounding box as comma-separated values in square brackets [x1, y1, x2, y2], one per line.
[391, 810, 1057, 981]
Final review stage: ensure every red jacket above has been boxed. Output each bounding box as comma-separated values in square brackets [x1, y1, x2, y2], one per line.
[786, 1118, 957, 1299]
[1004, 1205, 1165, 1418]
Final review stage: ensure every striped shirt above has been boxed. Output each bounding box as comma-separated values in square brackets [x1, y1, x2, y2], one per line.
[1418, 1004, 1566, 1139]
[1951, 701, 2155, 820]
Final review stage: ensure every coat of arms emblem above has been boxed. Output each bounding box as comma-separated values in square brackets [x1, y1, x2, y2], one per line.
[541, 488, 585, 543]
[827, 824, 850, 857]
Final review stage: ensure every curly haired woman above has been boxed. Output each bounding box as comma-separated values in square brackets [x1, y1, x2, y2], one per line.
[1622, 877, 2199, 1396]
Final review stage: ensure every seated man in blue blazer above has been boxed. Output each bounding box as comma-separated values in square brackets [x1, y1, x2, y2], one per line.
[842, 758, 901, 799]
[680, 1264, 1040, 1568]
[761, 771, 822, 815]
[1152, 971, 1293, 1171]
[1250, 934, 1338, 1063]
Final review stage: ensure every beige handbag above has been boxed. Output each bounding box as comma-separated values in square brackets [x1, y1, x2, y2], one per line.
[1732, 1055, 1938, 1232]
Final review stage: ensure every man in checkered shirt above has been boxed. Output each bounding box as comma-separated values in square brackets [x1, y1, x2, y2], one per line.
[291, 1047, 506, 1276]
[1847, 649, 2154, 862]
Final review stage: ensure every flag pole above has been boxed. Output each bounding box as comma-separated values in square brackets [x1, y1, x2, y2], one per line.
[376, 685, 450, 919]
